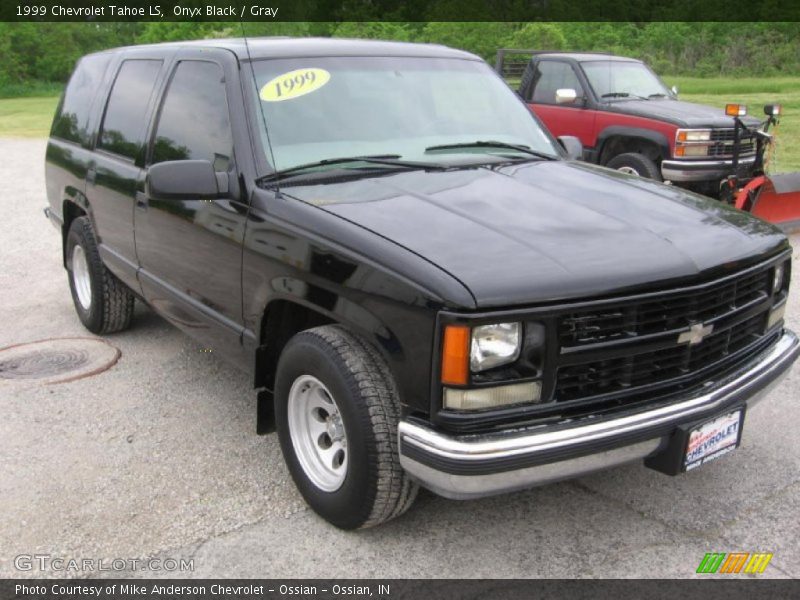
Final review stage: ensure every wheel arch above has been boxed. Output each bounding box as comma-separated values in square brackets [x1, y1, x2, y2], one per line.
[61, 197, 90, 268]
[597, 126, 671, 166]
[253, 295, 404, 394]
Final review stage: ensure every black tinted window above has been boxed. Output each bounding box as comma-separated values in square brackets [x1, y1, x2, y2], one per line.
[98, 60, 162, 160]
[531, 61, 583, 104]
[152, 61, 232, 171]
[51, 54, 112, 144]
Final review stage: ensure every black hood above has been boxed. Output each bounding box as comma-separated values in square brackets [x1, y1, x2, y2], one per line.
[284, 161, 786, 308]
[606, 98, 763, 129]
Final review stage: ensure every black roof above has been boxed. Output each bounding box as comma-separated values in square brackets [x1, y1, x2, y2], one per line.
[93, 37, 480, 61]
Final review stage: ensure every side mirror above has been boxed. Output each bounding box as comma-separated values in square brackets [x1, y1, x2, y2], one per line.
[557, 135, 583, 160]
[147, 160, 227, 200]
[555, 88, 578, 105]
[671, 85, 679, 97]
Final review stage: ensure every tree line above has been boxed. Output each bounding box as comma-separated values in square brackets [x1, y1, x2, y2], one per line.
[0, 21, 797, 89]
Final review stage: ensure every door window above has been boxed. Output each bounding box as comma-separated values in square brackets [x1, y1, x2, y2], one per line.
[151, 61, 233, 172]
[52, 53, 112, 144]
[530, 61, 583, 104]
[98, 60, 162, 159]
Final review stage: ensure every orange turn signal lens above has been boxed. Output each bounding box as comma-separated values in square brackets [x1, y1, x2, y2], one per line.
[677, 131, 687, 142]
[441, 325, 470, 385]
[725, 103, 747, 117]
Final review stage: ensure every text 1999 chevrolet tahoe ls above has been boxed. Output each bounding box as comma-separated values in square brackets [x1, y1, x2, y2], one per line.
[45, 38, 798, 529]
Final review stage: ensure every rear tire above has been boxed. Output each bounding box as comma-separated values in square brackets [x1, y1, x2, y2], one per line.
[66, 216, 135, 334]
[275, 325, 418, 529]
[606, 152, 662, 181]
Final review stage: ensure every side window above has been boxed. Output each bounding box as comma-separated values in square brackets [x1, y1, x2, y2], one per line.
[531, 61, 584, 104]
[98, 59, 162, 160]
[151, 61, 233, 172]
[51, 53, 112, 144]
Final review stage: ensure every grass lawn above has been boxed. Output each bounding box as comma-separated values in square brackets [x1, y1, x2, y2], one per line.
[1, 77, 798, 172]
[0, 96, 58, 137]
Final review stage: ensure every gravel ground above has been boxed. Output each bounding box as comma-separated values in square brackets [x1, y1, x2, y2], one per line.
[1, 139, 798, 579]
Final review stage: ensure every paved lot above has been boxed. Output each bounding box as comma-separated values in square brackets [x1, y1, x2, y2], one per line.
[1, 139, 798, 579]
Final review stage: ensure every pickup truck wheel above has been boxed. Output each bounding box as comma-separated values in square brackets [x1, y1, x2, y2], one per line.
[275, 325, 418, 529]
[606, 153, 662, 181]
[66, 217, 135, 334]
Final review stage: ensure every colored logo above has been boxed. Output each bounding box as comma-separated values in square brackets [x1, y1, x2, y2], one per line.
[696, 552, 773, 574]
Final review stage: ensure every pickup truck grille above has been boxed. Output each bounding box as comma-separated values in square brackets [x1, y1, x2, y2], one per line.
[559, 267, 770, 346]
[707, 128, 756, 157]
[555, 262, 777, 403]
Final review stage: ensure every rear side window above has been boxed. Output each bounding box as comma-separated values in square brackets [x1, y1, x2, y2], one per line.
[51, 54, 112, 144]
[531, 61, 583, 104]
[98, 59, 162, 160]
[151, 61, 233, 171]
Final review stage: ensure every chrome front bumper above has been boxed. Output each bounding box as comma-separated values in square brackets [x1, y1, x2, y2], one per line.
[399, 329, 799, 500]
[661, 156, 756, 183]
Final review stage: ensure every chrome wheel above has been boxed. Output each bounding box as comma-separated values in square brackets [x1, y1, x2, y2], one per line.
[71, 244, 92, 311]
[287, 375, 348, 492]
[617, 166, 640, 176]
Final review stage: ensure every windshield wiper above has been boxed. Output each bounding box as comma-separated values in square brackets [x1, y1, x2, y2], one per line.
[601, 92, 648, 100]
[258, 155, 447, 184]
[425, 140, 556, 160]
[648, 93, 669, 99]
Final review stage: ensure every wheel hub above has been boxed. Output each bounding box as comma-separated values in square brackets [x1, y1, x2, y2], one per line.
[617, 166, 640, 176]
[325, 414, 345, 442]
[71, 244, 92, 311]
[287, 375, 349, 492]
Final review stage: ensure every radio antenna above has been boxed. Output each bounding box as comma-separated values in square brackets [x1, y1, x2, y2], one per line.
[239, 21, 282, 198]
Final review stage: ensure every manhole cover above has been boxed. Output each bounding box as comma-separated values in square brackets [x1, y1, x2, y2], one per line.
[0, 337, 121, 384]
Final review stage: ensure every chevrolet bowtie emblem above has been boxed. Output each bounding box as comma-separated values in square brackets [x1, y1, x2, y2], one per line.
[678, 322, 714, 345]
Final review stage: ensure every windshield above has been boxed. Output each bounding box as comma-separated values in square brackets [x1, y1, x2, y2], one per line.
[251, 56, 560, 172]
[582, 61, 671, 100]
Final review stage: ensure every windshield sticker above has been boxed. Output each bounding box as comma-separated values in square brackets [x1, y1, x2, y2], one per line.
[260, 68, 330, 102]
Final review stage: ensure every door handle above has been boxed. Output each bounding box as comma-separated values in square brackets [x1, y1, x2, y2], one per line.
[135, 192, 148, 211]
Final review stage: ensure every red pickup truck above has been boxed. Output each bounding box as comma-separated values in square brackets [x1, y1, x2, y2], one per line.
[496, 50, 763, 197]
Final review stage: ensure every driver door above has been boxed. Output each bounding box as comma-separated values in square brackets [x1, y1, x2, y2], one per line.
[525, 59, 596, 148]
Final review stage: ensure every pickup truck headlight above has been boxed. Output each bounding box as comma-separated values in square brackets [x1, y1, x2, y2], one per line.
[675, 129, 712, 157]
[441, 322, 541, 410]
[470, 322, 522, 372]
[677, 129, 711, 142]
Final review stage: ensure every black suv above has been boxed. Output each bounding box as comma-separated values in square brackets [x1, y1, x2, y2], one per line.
[45, 38, 798, 529]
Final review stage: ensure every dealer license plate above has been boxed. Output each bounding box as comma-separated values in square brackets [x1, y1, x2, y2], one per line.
[684, 410, 743, 471]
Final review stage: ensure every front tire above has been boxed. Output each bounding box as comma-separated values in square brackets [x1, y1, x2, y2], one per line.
[606, 152, 662, 181]
[66, 216, 135, 334]
[275, 325, 418, 529]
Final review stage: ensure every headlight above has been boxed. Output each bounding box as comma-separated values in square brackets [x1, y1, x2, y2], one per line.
[677, 129, 711, 142]
[470, 322, 522, 372]
[444, 381, 541, 410]
[764, 104, 781, 117]
[675, 130, 712, 158]
[678, 145, 709, 157]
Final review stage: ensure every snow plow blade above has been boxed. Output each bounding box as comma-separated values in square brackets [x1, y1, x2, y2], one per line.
[736, 173, 800, 233]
